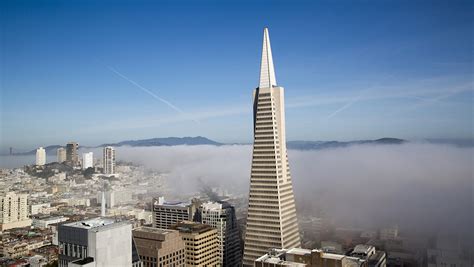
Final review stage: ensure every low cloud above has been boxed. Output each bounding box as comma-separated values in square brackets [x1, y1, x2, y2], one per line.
[114, 143, 472, 237]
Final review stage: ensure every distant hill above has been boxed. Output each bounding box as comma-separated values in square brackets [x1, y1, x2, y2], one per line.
[13, 137, 409, 155]
[287, 138, 406, 150]
[100, 136, 222, 147]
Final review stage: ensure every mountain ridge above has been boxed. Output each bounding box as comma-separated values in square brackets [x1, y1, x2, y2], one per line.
[12, 137, 409, 155]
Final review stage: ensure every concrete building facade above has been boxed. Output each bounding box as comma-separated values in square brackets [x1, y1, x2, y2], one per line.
[243, 27, 301, 265]
[0, 191, 32, 230]
[58, 218, 132, 267]
[36, 147, 46, 166]
[57, 147, 67, 163]
[201, 201, 241, 266]
[133, 227, 186, 267]
[171, 222, 220, 267]
[102, 146, 115, 174]
[152, 197, 200, 229]
[82, 152, 93, 170]
[66, 142, 79, 166]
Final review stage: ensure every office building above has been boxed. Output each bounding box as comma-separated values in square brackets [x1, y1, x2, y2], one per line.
[171, 222, 220, 266]
[36, 147, 46, 166]
[66, 142, 79, 165]
[0, 191, 32, 230]
[201, 201, 241, 266]
[82, 152, 93, 170]
[255, 245, 386, 267]
[103, 146, 116, 174]
[57, 147, 67, 163]
[152, 197, 200, 229]
[58, 217, 132, 267]
[243, 28, 301, 265]
[133, 227, 186, 267]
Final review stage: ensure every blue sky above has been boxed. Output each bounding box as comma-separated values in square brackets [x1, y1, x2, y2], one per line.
[1, 0, 473, 150]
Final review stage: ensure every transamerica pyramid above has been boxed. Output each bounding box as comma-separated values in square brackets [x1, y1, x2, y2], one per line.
[243, 28, 301, 265]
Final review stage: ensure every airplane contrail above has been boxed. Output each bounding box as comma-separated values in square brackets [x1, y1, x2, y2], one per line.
[107, 66, 199, 123]
[325, 86, 374, 119]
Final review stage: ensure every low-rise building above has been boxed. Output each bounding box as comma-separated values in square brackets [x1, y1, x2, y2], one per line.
[33, 216, 69, 229]
[255, 245, 387, 267]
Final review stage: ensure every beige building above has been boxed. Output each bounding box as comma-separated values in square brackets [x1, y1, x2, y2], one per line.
[0, 191, 32, 230]
[133, 227, 186, 267]
[243, 27, 301, 265]
[57, 147, 66, 163]
[171, 222, 220, 267]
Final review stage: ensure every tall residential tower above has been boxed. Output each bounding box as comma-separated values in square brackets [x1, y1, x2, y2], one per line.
[103, 146, 116, 174]
[36, 147, 46, 166]
[243, 28, 301, 265]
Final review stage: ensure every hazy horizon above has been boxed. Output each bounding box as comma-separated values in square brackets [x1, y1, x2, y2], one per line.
[2, 0, 472, 150]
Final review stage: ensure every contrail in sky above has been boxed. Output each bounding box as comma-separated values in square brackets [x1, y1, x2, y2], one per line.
[107, 66, 199, 123]
[326, 86, 374, 119]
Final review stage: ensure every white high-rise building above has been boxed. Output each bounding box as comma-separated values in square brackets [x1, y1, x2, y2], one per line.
[82, 152, 94, 170]
[103, 146, 116, 174]
[201, 201, 242, 267]
[36, 147, 46, 166]
[243, 28, 301, 265]
[0, 191, 32, 230]
[58, 218, 132, 267]
[57, 147, 66, 163]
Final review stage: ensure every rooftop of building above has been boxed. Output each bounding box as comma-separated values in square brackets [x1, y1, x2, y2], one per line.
[153, 197, 190, 208]
[133, 226, 175, 235]
[171, 221, 214, 234]
[255, 249, 306, 266]
[71, 257, 94, 265]
[286, 247, 311, 256]
[351, 244, 375, 256]
[61, 217, 129, 231]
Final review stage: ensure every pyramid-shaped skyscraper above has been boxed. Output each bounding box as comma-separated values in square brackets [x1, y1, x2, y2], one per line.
[243, 28, 301, 265]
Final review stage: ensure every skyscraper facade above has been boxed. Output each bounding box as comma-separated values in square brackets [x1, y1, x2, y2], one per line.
[66, 142, 79, 165]
[82, 152, 94, 170]
[103, 146, 116, 174]
[36, 147, 46, 166]
[243, 28, 301, 265]
[152, 197, 200, 229]
[201, 201, 242, 267]
[170, 222, 220, 266]
[57, 147, 66, 163]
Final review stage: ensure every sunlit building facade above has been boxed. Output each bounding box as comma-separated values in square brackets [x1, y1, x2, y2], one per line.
[243, 28, 301, 265]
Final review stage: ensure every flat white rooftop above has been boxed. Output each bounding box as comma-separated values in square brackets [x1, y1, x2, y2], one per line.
[62, 217, 119, 230]
[287, 247, 311, 256]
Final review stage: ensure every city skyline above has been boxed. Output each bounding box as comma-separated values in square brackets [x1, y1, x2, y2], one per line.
[1, 1, 472, 266]
[2, 0, 473, 151]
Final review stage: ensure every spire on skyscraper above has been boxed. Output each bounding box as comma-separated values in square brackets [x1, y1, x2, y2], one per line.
[259, 27, 277, 89]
